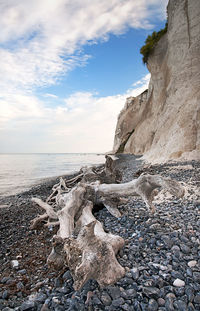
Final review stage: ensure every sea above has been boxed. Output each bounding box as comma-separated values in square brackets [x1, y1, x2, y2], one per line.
[0, 153, 105, 197]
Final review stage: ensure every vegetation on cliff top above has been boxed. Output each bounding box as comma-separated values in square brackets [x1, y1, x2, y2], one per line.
[140, 22, 168, 64]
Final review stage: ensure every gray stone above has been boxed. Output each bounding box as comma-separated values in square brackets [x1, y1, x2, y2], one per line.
[122, 303, 133, 311]
[188, 302, 195, 311]
[17, 281, 24, 290]
[193, 272, 200, 283]
[131, 267, 139, 280]
[194, 293, 200, 304]
[112, 298, 125, 307]
[35, 293, 47, 303]
[180, 244, 190, 254]
[18, 269, 27, 275]
[100, 292, 112, 306]
[122, 288, 137, 299]
[185, 287, 194, 302]
[148, 298, 158, 311]
[2, 290, 9, 300]
[107, 286, 121, 299]
[173, 300, 187, 311]
[157, 298, 165, 306]
[92, 296, 102, 305]
[143, 287, 160, 299]
[62, 270, 72, 280]
[20, 301, 35, 310]
[165, 298, 175, 311]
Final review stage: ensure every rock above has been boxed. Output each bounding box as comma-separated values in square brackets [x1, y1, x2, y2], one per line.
[142, 287, 160, 299]
[171, 271, 183, 280]
[123, 288, 137, 299]
[11, 260, 19, 269]
[20, 301, 35, 310]
[100, 292, 112, 306]
[185, 286, 194, 302]
[122, 303, 133, 311]
[92, 296, 102, 305]
[180, 244, 190, 254]
[18, 269, 27, 275]
[157, 298, 165, 306]
[2, 290, 9, 300]
[35, 292, 47, 303]
[188, 302, 195, 311]
[173, 300, 187, 311]
[173, 279, 185, 287]
[193, 272, 200, 283]
[62, 270, 72, 281]
[148, 298, 158, 311]
[17, 281, 24, 290]
[107, 286, 122, 300]
[41, 304, 50, 311]
[112, 297, 125, 307]
[112, 0, 200, 162]
[131, 267, 139, 280]
[165, 298, 175, 311]
[194, 293, 200, 304]
[174, 286, 185, 297]
[187, 260, 197, 268]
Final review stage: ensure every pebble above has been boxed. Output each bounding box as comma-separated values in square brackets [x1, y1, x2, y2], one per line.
[100, 292, 112, 306]
[131, 267, 139, 280]
[20, 300, 35, 310]
[1, 159, 200, 311]
[112, 297, 125, 307]
[173, 300, 188, 311]
[194, 293, 200, 304]
[148, 298, 158, 311]
[173, 279, 185, 287]
[2, 290, 9, 300]
[193, 272, 200, 282]
[157, 298, 165, 306]
[187, 260, 197, 268]
[18, 269, 27, 275]
[142, 287, 160, 299]
[10, 260, 19, 269]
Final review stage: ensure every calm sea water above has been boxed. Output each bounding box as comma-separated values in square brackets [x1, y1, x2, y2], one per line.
[0, 153, 105, 197]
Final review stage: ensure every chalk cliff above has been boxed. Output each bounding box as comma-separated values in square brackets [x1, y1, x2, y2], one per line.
[113, 0, 200, 163]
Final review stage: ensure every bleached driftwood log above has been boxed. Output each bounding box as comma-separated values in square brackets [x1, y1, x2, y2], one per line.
[31, 167, 184, 290]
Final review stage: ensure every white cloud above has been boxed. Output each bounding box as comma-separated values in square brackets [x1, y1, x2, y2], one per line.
[0, 74, 150, 152]
[0, 0, 167, 91]
[0, 0, 166, 152]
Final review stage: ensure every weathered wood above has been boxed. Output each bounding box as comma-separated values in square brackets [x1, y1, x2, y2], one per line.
[31, 167, 185, 290]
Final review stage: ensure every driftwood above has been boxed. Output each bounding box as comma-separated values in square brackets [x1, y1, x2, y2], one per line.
[31, 165, 185, 290]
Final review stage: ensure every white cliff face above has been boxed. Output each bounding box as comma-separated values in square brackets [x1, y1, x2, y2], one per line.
[113, 0, 200, 163]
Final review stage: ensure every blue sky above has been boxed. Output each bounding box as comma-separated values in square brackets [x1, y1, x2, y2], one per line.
[0, 0, 168, 153]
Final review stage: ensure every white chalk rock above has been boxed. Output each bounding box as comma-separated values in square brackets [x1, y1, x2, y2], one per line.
[188, 260, 197, 268]
[173, 279, 185, 287]
[11, 260, 19, 269]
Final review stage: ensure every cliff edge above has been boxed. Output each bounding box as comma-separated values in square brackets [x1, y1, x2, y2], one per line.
[113, 0, 200, 163]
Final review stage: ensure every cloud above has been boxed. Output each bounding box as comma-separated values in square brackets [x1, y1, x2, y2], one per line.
[0, 1, 166, 152]
[0, 74, 150, 152]
[0, 0, 167, 91]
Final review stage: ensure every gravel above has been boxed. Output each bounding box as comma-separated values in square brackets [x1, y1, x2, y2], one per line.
[0, 158, 200, 310]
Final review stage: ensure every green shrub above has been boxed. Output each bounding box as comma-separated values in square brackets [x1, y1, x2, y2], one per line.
[140, 22, 168, 64]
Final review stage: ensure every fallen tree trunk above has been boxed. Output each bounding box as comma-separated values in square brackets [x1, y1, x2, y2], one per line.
[31, 167, 185, 290]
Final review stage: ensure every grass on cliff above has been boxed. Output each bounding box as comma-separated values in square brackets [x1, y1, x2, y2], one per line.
[140, 22, 168, 64]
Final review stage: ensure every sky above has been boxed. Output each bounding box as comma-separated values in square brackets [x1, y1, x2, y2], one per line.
[0, 0, 168, 153]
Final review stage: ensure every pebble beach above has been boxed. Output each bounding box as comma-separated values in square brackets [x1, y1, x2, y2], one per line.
[0, 158, 200, 311]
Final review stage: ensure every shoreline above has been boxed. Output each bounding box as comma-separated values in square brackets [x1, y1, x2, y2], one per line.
[0, 159, 200, 310]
